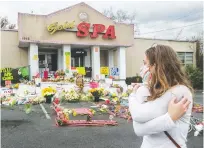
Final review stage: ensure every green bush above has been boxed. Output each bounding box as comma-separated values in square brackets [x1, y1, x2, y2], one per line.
[125, 76, 142, 85]
[185, 65, 203, 90]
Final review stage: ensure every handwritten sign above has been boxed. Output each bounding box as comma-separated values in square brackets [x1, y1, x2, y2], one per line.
[1, 88, 13, 96]
[100, 67, 109, 75]
[1, 68, 14, 81]
[76, 67, 86, 75]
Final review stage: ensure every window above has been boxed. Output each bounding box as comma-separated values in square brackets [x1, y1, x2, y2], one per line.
[177, 52, 193, 66]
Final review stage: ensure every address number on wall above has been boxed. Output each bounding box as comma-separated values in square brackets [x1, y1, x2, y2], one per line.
[22, 37, 30, 40]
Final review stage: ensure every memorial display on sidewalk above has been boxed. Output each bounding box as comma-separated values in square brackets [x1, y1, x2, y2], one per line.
[0, 69, 135, 127]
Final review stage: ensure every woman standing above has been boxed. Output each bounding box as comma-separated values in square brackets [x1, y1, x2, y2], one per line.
[128, 45, 193, 148]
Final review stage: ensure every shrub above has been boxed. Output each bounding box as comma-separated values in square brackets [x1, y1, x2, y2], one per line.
[125, 76, 142, 85]
[185, 65, 203, 90]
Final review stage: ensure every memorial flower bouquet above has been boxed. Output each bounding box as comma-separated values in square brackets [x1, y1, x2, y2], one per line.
[80, 93, 94, 102]
[31, 96, 45, 104]
[55, 70, 65, 76]
[42, 87, 56, 103]
[89, 88, 104, 102]
[13, 83, 19, 89]
[102, 90, 110, 97]
[89, 88, 104, 97]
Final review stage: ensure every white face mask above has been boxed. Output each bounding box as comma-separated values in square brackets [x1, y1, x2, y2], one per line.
[140, 64, 151, 84]
[140, 65, 149, 78]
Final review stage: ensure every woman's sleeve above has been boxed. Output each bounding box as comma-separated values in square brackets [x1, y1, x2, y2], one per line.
[128, 86, 171, 123]
[133, 112, 176, 136]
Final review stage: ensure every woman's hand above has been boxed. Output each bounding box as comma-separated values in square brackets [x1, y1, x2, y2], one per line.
[168, 97, 191, 121]
[131, 83, 141, 93]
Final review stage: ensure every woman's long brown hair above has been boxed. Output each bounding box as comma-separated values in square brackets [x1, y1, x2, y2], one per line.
[145, 44, 193, 101]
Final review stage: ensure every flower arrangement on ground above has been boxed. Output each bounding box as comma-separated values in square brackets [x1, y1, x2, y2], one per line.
[111, 84, 121, 88]
[42, 87, 56, 103]
[30, 96, 45, 104]
[89, 88, 104, 102]
[102, 90, 110, 97]
[13, 83, 19, 89]
[72, 72, 78, 78]
[64, 89, 80, 102]
[69, 77, 75, 83]
[55, 70, 65, 76]
[80, 93, 94, 102]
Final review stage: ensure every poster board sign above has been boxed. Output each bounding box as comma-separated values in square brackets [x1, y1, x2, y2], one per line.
[33, 55, 38, 60]
[1, 68, 14, 81]
[105, 78, 113, 84]
[111, 67, 119, 76]
[76, 67, 86, 75]
[0, 88, 13, 96]
[100, 67, 109, 75]
[65, 52, 70, 73]
[100, 74, 105, 80]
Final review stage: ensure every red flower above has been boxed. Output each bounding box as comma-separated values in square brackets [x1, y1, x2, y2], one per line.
[63, 119, 68, 123]
[105, 100, 110, 104]
[54, 98, 60, 104]
[56, 108, 61, 112]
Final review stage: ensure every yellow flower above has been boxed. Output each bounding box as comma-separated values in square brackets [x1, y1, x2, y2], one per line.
[113, 97, 119, 102]
[90, 109, 95, 115]
[72, 111, 77, 117]
[112, 93, 117, 97]
[42, 87, 56, 97]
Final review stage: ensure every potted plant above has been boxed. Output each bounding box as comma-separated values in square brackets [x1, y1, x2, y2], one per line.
[89, 88, 104, 102]
[42, 87, 56, 103]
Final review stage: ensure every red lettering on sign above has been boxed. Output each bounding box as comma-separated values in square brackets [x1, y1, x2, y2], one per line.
[76, 23, 116, 39]
[76, 22, 90, 37]
[103, 25, 116, 39]
[90, 24, 105, 38]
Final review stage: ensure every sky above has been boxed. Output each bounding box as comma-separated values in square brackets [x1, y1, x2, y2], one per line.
[0, 0, 203, 40]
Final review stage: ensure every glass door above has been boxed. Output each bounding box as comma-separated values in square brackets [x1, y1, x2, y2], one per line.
[39, 55, 46, 68]
[71, 56, 84, 67]
[71, 57, 75, 67]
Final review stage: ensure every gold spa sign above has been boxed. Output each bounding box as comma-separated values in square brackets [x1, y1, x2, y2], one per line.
[47, 21, 116, 39]
[47, 21, 75, 35]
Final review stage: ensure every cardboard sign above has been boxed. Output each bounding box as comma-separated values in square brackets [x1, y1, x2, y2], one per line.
[100, 67, 109, 75]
